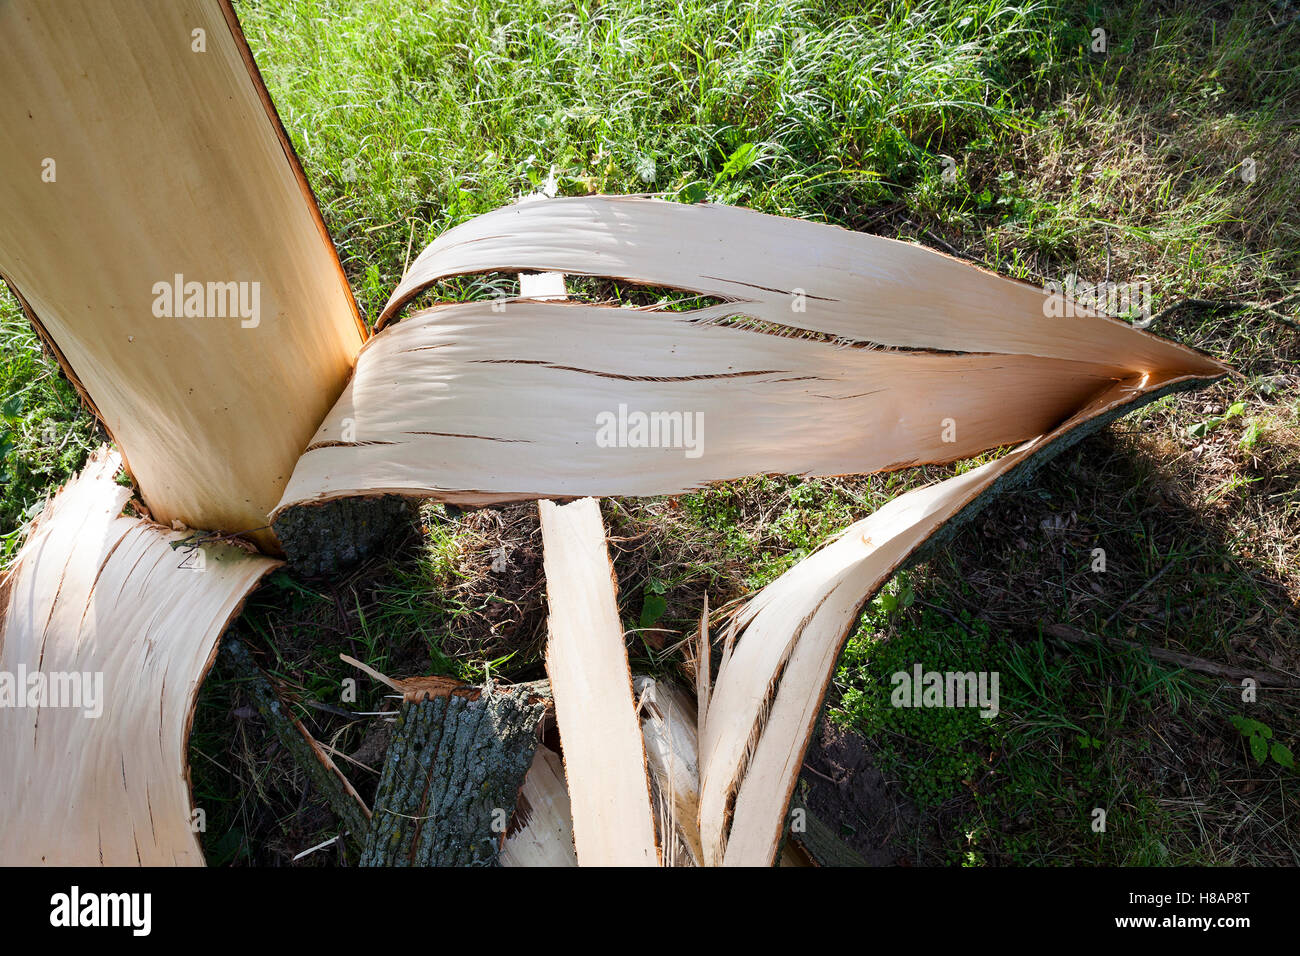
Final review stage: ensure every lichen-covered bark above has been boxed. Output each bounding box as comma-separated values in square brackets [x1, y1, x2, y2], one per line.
[272, 495, 418, 577]
[361, 685, 547, 867]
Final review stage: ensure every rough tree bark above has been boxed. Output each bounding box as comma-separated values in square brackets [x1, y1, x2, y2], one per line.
[360, 683, 550, 866]
[272, 496, 419, 578]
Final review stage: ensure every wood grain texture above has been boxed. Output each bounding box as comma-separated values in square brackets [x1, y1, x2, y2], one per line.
[0, 0, 364, 552]
[0, 449, 278, 865]
[539, 498, 659, 866]
[699, 372, 1215, 865]
[376, 196, 1220, 379]
[635, 676, 703, 866]
[500, 746, 578, 867]
[274, 300, 1147, 512]
[277, 196, 1225, 516]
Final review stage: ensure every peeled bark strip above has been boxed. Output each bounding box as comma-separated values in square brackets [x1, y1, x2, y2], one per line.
[539, 498, 660, 866]
[699, 374, 1211, 866]
[274, 196, 1223, 516]
[361, 684, 547, 867]
[0, 0, 365, 552]
[0, 448, 278, 865]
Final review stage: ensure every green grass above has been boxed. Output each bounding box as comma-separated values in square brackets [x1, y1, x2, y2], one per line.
[829, 591, 1289, 865]
[0, 302, 97, 561]
[2, 0, 1298, 864]
[235, 0, 1085, 319]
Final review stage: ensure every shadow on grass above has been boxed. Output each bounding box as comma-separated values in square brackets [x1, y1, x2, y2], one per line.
[817, 425, 1299, 866]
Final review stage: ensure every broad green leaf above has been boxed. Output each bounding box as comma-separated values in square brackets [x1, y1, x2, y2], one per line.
[640, 592, 667, 628]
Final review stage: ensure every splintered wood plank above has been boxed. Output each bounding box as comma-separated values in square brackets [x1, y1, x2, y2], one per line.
[0, 0, 364, 552]
[501, 746, 579, 867]
[0, 448, 278, 865]
[272, 300, 1155, 514]
[273, 196, 1226, 517]
[539, 498, 659, 866]
[699, 373, 1208, 866]
[375, 197, 1219, 378]
[634, 676, 703, 866]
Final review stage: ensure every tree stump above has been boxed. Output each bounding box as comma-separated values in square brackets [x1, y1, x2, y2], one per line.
[272, 495, 419, 577]
[360, 683, 549, 866]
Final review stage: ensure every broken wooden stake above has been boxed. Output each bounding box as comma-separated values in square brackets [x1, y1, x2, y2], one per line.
[539, 498, 660, 866]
